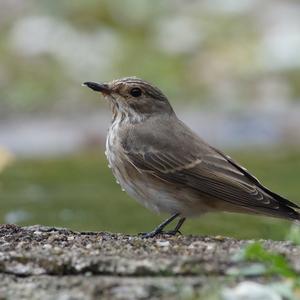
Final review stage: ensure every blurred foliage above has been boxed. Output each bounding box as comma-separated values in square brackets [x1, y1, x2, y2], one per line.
[1, 0, 300, 117]
[1, 149, 300, 239]
[229, 242, 300, 300]
[241, 242, 296, 278]
[286, 224, 300, 245]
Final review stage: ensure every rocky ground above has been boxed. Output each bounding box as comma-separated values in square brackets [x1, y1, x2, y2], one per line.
[0, 224, 299, 299]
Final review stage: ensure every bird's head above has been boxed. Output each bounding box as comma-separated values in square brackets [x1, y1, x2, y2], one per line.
[83, 77, 174, 119]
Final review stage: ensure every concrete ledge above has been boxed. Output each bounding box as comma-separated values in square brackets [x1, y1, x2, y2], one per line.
[0, 224, 299, 299]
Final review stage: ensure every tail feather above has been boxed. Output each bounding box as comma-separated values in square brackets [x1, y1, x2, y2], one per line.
[269, 203, 300, 221]
[212, 146, 300, 211]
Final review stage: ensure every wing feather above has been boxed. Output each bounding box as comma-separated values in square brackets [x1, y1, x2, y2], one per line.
[124, 146, 299, 219]
[121, 117, 299, 220]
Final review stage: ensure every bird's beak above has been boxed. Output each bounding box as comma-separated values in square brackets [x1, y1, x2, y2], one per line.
[82, 81, 111, 95]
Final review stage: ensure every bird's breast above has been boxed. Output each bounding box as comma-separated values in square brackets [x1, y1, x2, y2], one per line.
[106, 121, 118, 166]
[104, 118, 210, 216]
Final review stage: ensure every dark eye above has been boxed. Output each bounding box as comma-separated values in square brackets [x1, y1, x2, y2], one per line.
[130, 87, 142, 97]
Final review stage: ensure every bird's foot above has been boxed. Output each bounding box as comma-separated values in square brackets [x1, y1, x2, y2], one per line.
[139, 229, 182, 238]
[139, 229, 162, 238]
[164, 229, 182, 236]
[138, 213, 184, 238]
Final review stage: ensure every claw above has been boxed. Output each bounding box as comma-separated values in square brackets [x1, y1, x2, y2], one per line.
[164, 229, 182, 236]
[137, 213, 185, 239]
[138, 228, 181, 238]
[139, 230, 162, 238]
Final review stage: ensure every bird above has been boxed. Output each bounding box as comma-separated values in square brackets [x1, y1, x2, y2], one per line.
[83, 77, 300, 238]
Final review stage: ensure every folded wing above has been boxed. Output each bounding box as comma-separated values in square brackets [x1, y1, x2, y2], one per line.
[123, 124, 299, 220]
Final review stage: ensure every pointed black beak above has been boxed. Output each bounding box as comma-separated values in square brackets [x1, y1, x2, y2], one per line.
[83, 82, 111, 95]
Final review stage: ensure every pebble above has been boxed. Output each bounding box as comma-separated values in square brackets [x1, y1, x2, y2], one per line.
[156, 240, 170, 247]
[86, 244, 92, 249]
[33, 231, 43, 235]
[43, 244, 52, 250]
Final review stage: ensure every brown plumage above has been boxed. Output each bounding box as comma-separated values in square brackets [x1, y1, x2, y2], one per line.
[83, 77, 300, 238]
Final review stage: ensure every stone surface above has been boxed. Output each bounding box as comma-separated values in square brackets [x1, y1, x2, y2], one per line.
[0, 224, 299, 299]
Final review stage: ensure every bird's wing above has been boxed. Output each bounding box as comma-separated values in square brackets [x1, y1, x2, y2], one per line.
[123, 123, 299, 220]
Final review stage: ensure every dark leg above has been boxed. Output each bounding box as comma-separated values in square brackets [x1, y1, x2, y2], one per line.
[139, 213, 180, 238]
[165, 217, 186, 235]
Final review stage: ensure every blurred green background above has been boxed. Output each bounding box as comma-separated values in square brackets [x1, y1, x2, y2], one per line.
[1, 0, 300, 240]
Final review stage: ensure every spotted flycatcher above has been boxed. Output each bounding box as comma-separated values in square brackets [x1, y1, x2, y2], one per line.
[83, 77, 299, 238]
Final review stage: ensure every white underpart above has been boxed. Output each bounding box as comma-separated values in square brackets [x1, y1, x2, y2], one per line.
[105, 111, 200, 216]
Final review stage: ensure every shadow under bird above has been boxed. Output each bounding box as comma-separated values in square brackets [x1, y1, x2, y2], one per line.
[83, 77, 300, 238]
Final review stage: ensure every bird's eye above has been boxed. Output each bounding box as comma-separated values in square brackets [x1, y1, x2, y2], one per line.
[130, 88, 142, 97]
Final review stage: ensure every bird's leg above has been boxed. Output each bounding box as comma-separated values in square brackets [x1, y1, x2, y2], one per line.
[165, 217, 186, 235]
[139, 213, 180, 238]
